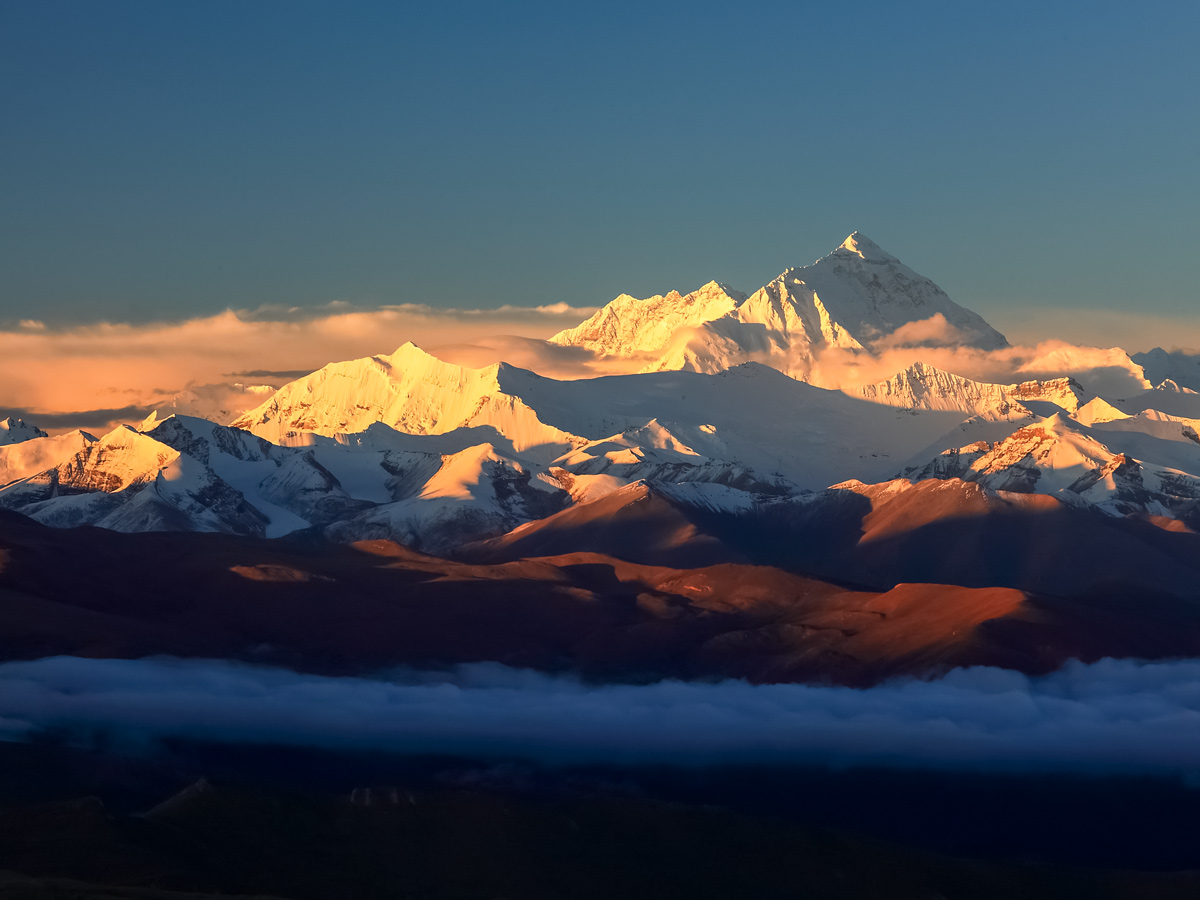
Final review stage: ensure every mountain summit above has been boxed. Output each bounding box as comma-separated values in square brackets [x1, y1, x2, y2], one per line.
[836, 230, 898, 262]
[0, 417, 49, 446]
[551, 233, 1007, 380]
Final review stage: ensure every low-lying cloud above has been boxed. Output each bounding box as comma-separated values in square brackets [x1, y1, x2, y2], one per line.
[0, 304, 602, 430]
[807, 337, 1154, 397]
[0, 404, 154, 432]
[2, 657, 1199, 775]
[3, 297, 1194, 438]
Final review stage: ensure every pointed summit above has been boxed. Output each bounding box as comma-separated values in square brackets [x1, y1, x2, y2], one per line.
[834, 231, 897, 263]
[549, 231, 1008, 373]
[385, 341, 434, 362]
[0, 417, 49, 446]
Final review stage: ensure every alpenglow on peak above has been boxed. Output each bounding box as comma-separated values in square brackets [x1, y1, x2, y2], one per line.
[549, 233, 1008, 380]
[834, 231, 898, 263]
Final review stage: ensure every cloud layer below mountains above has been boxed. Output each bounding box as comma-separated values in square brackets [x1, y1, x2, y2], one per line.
[2, 298, 1196, 435]
[3, 656, 1199, 775]
[0, 304, 603, 431]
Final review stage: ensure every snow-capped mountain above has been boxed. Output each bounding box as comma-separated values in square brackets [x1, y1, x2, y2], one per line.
[0, 357, 982, 549]
[0, 429, 96, 487]
[551, 232, 1008, 379]
[856, 363, 1025, 418]
[237, 347, 986, 490]
[0, 414, 550, 549]
[901, 412, 1200, 525]
[856, 363, 1092, 420]
[231, 343, 581, 460]
[548, 281, 746, 358]
[0, 424, 270, 534]
[0, 417, 48, 446]
[3, 232, 1199, 558]
[9, 345, 1196, 549]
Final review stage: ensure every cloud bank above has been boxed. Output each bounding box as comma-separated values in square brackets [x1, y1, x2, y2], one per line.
[2, 298, 1194, 437]
[806, 337, 1154, 397]
[2, 657, 1199, 775]
[0, 304, 603, 432]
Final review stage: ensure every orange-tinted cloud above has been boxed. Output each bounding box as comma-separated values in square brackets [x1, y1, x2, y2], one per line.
[3, 301, 1193, 437]
[0, 304, 599, 431]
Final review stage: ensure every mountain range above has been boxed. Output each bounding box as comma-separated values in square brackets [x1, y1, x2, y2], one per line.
[2, 233, 1199, 684]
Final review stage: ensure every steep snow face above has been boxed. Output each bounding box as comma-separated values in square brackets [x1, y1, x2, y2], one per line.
[550, 232, 1008, 378]
[323, 442, 568, 553]
[900, 441, 994, 481]
[1006, 377, 1091, 415]
[737, 232, 1007, 352]
[0, 426, 270, 536]
[902, 413, 1200, 521]
[0, 430, 96, 488]
[1075, 397, 1131, 426]
[144, 415, 359, 533]
[0, 418, 48, 446]
[144, 415, 275, 466]
[961, 416, 1116, 494]
[98, 454, 270, 536]
[857, 363, 1029, 419]
[855, 364, 1097, 422]
[548, 281, 745, 357]
[231, 343, 580, 460]
[50, 427, 181, 494]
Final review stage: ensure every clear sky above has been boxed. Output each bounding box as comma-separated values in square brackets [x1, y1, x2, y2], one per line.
[2, 1, 1198, 344]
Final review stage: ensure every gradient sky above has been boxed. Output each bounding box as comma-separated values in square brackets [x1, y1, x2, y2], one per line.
[2, 1, 1198, 344]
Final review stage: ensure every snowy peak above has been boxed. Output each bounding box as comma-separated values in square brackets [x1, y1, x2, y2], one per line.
[549, 281, 745, 357]
[0, 417, 48, 446]
[68, 426, 183, 493]
[1075, 397, 1131, 426]
[774, 234, 1009, 351]
[859, 365, 1098, 420]
[858, 363, 1027, 419]
[380, 341, 444, 368]
[0, 429, 96, 487]
[550, 233, 1008, 380]
[230, 344, 579, 458]
[144, 414, 274, 465]
[902, 411, 1200, 523]
[1008, 377, 1090, 414]
[834, 231, 898, 263]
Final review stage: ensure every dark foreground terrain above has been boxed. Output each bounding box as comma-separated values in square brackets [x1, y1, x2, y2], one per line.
[2, 507, 1199, 685]
[4, 503, 1200, 897]
[1, 740, 1199, 900]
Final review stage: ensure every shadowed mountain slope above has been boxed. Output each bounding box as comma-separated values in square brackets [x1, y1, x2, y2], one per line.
[2, 508, 1199, 686]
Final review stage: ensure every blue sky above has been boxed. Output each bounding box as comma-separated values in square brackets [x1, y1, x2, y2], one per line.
[2, 1, 1198, 341]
